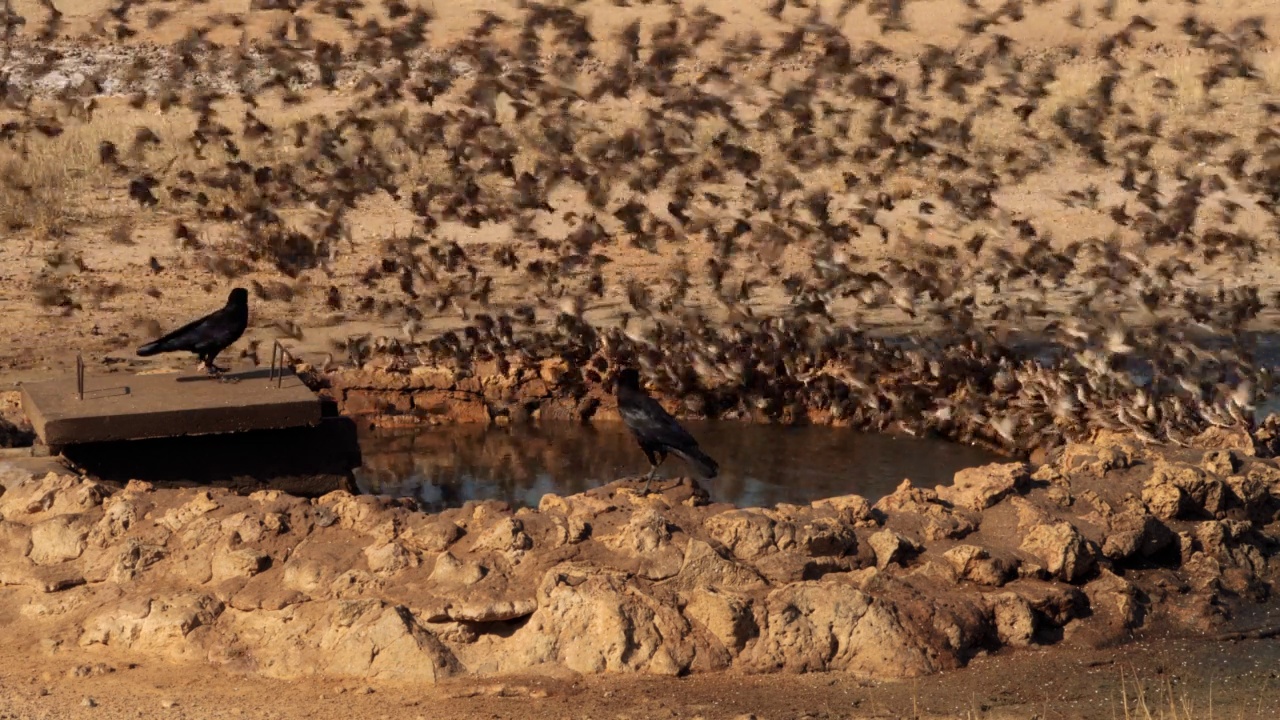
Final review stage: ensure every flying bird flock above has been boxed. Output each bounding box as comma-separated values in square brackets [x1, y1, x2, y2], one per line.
[2, 0, 1279, 470]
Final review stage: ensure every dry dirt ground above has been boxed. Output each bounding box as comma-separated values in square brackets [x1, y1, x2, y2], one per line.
[0, 636, 1279, 720]
[3, 0, 1280, 717]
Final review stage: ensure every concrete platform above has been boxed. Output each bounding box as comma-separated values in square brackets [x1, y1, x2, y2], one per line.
[20, 366, 322, 447]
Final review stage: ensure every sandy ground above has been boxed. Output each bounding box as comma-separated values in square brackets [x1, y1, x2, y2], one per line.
[1, 633, 1278, 720]
[2, 0, 1280, 716]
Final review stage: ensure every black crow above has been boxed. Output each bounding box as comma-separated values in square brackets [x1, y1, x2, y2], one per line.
[136, 287, 250, 376]
[614, 367, 719, 493]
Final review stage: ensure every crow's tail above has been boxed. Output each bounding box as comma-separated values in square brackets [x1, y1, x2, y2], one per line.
[674, 446, 719, 479]
[136, 337, 174, 356]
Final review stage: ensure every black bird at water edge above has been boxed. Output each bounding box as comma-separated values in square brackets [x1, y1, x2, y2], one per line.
[614, 367, 719, 493]
[136, 287, 250, 376]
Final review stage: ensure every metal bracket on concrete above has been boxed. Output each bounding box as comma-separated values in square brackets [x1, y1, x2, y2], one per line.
[269, 340, 296, 389]
[76, 353, 85, 401]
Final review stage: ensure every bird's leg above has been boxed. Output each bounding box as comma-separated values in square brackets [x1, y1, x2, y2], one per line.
[205, 352, 230, 374]
[640, 451, 667, 494]
[200, 355, 237, 383]
[639, 449, 661, 494]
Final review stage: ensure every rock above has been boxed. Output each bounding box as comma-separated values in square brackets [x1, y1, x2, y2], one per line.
[539, 358, 569, 385]
[868, 529, 919, 570]
[211, 547, 271, 583]
[874, 481, 976, 540]
[428, 552, 486, 587]
[503, 565, 696, 676]
[1019, 522, 1097, 583]
[1141, 480, 1186, 520]
[446, 598, 537, 623]
[744, 581, 936, 677]
[604, 508, 685, 580]
[0, 520, 33, 558]
[1058, 443, 1134, 476]
[943, 545, 1015, 586]
[472, 518, 533, 556]
[1017, 583, 1089, 627]
[215, 600, 459, 682]
[809, 495, 878, 527]
[29, 516, 89, 566]
[1082, 568, 1143, 636]
[704, 510, 777, 560]
[1101, 513, 1175, 563]
[1191, 427, 1256, 456]
[1202, 450, 1240, 477]
[792, 517, 858, 557]
[1145, 460, 1226, 517]
[80, 594, 225, 662]
[157, 492, 220, 532]
[400, 518, 462, 552]
[939, 462, 1029, 511]
[988, 593, 1036, 647]
[683, 588, 756, 655]
[363, 541, 416, 575]
[671, 539, 767, 592]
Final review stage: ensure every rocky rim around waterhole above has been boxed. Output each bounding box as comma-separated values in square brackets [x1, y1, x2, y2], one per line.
[1, 424, 1277, 685]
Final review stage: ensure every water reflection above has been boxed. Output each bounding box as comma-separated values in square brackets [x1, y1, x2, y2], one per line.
[353, 420, 1001, 512]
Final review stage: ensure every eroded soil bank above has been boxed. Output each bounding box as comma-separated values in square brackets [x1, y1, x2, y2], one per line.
[1, 426, 1278, 689]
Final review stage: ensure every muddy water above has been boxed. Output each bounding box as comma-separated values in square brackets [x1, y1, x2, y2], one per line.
[353, 421, 1001, 512]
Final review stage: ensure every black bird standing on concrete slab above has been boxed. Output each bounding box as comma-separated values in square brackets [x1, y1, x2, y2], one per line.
[136, 288, 250, 376]
[614, 367, 719, 493]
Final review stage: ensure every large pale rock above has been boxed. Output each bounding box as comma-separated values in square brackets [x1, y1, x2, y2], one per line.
[472, 518, 533, 556]
[503, 565, 696, 676]
[670, 539, 767, 592]
[29, 516, 89, 566]
[0, 473, 109, 518]
[868, 529, 919, 570]
[1101, 513, 1175, 563]
[1144, 460, 1226, 518]
[704, 510, 778, 560]
[215, 600, 459, 682]
[943, 545, 1015, 586]
[809, 495, 878, 527]
[1081, 569, 1142, 636]
[744, 581, 936, 677]
[80, 594, 225, 662]
[363, 541, 417, 575]
[1058, 442, 1135, 476]
[683, 588, 756, 655]
[211, 547, 271, 583]
[400, 517, 462, 552]
[988, 593, 1036, 647]
[1020, 522, 1097, 583]
[605, 508, 685, 580]
[875, 481, 976, 541]
[938, 463, 1029, 511]
[429, 551, 486, 587]
[157, 492, 221, 532]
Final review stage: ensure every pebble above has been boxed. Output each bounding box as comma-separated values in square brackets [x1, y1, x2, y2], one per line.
[161, 699, 179, 709]
[81, 697, 97, 708]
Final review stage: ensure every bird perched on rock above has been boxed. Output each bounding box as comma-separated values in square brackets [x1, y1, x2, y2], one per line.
[614, 367, 719, 493]
[136, 288, 249, 377]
